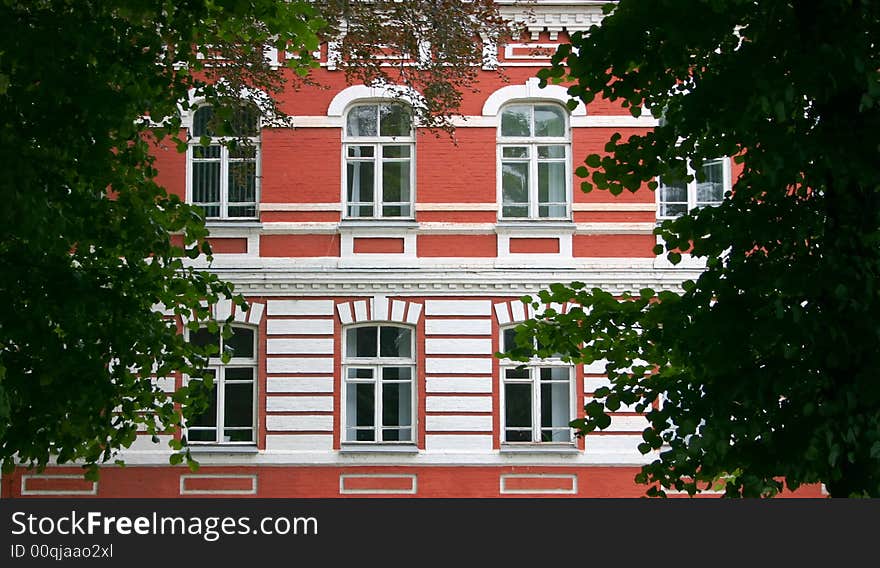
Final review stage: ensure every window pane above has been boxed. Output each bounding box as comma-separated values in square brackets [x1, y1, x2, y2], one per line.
[348, 145, 374, 158]
[534, 105, 565, 137]
[382, 145, 410, 158]
[347, 327, 378, 358]
[192, 161, 220, 215]
[501, 105, 531, 137]
[224, 327, 254, 359]
[659, 174, 688, 218]
[347, 160, 375, 216]
[381, 160, 410, 204]
[505, 383, 532, 428]
[382, 366, 412, 381]
[502, 162, 529, 212]
[228, 162, 256, 205]
[347, 367, 374, 380]
[540, 381, 570, 429]
[380, 327, 412, 358]
[192, 145, 221, 159]
[224, 382, 254, 429]
[502, 205, 529, 218]
[382, 382, 412, 427]
[538, 162, 566, 203]
[382, 204, 410, 217]
[190, 328, 219, 350]
[504, 367, 531, 380]
[188, 370, 217, 440]
[231, 105, 259, 137]
[193, 106, 215, 137]
[502, 146, 528, 158]
[347, 382, 375, 428]
[538, 145, 565, 159]
[379, 104, 411, 137]
[347, 105, 377, 136]
[502, 328, 518, 352]
[382, 427, 411, 442]
[697, 160, 725, 206]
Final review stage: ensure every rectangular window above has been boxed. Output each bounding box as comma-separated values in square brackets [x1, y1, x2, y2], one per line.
[344, 104, 414, 219]
[658, 158, 729, 219]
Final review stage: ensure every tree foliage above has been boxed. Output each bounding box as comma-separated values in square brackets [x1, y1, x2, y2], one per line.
[509, 0, 880, 497]
[0, 0, 513, 478]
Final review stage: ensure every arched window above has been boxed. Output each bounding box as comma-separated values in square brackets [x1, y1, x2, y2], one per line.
[186, 325, 257, 444]
[498, 103, 570, 220]
[658, 157, 730, 219]
[344, 103, 414, 219]
[189, 104, 260, 219]
[499, 327, 574, 444]
[342, 324, 415, 443]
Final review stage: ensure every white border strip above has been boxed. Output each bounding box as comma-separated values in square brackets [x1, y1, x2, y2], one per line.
[339, 474, 418, 495]
[21, 475, 98, 496]
[179, 474, 258, 495]
[499, 473, 578, 495]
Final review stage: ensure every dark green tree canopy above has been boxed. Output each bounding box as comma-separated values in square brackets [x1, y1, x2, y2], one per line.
[507, 0, 880, 497]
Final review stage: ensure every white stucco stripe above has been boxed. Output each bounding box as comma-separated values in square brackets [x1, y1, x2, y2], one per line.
[267, 377, 334, 393]
[426, 396, 493, 413]
[425, 300, 492, 316]
[426, 377, 493, 394]
[425, 319, 492, 336]
[425, 434, 493, 452]
[584, 359, 610, 374]
[266, 357, 334, 374]
[245, 302, 265, 325]
[425, 338, 493, 355]
[426, 357, 493, 375]
[265, 434, 334, 451]
[267, 319, 334, 335]
[267, 300, 334, 316]
[584, 376, 612, 392]
[426, 415, 492, 432]
[267, 338, 334, 355]
[265, 415, 333, 432]
[266, 396, 334, 412]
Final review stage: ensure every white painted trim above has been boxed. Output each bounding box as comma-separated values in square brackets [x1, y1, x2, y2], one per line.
[260, 203, 342, 212]
[572, 203, 657, 212]
[327, 84, 425, 117]
[482, 78, 585, 117]
[499, 473, 578, 495]
[339, 474, 417, 495]
[415, 203, 498, 211]
[179, 474, 258, 495]
[21, 475, 98, 496]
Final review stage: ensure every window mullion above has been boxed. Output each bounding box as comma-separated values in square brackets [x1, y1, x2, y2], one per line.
[375, 143, 383, 217]
[220, 143, 229, 219]
[530, 147, 539, 218]
[532, 367, 541, 442]
[374, 364, 383, 441]
[215, 366, 225, 443]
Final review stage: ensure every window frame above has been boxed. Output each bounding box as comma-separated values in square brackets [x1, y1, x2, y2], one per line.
[657, 157, 731, 220]
[184, 324, 258, 445]
[497, 102, 572, 221]
[341, 323, 417, 444]
[499, 327, 576, 445]
[187, 104, 261, 221]
[342, 102, 416, 220]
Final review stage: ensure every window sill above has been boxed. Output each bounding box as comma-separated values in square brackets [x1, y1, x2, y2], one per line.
[499, 444, 580, 455]
[185, 445, 260, 454]
[339, 444, 420, 454]
[205, 220, 262, 229]
[338, 219, 419, 229]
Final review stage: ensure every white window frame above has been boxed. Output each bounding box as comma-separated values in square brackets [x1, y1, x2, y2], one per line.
[657, 157, 731, 220]
[497, 102, 571, 221]
[499, 327, 575, 445]
[185, 325, 258, 445]
[342, 323, 417, 444]
[187, 105, 261, 220]
[342, 102, 415, 220]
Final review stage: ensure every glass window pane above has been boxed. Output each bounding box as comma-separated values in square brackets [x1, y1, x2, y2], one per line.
[506, 429, 533, 442]
[502, 205, 528, 218]
[231, 105, 259, 137]
[190, 328, 219, 350]
[505, 383, 532, 429]
[347, 105, 377, 136]
[224, 367, 254, 381]
[504, 367, 530, 380]
[224, 382, 254, 429]
[697, 160, 725, 206]
[502, 328, 517, 352]
[382, 204, 409, 217]
[501, 105, 531, 137]
[538, 162, 566, 204]
[382, 366, 412, 381]
[382, 382, 412, 427]
[347, 382, 375, 428]
[380, 327, 412, 358]
[382, 427, 411, 442]
[382, 145, 411, 158]
[538, 145, 566, 159]
[192, 161, 220, 212]
[534, 105, 566, 137]
[379, 105, 412, 137]
[228, 162, 256, 205]
[381, 160, 410, 204]
[347, 160, 375, 216]
[193, 106, 214, 137]
[502, 146, 528, 158]
[660, 202, 688, 218]
[502, 162, 529, 206]
[347, 327, 378, 358]
[193, 145, 221, 159]
[348, 145, 375, 158]
[347, 367, 375, 380]
[224, 328, 254, 359]
[189, 370, 217, 432]
[540, 381, 570, 427]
